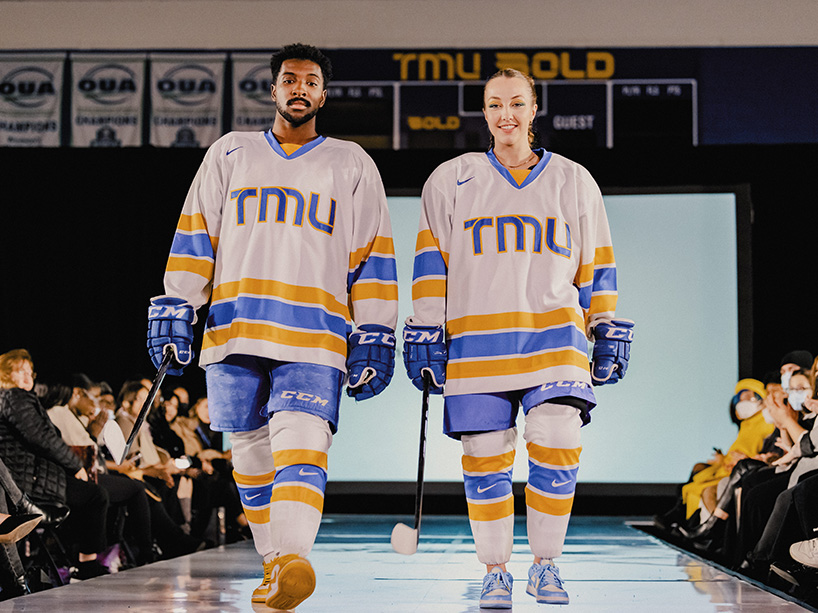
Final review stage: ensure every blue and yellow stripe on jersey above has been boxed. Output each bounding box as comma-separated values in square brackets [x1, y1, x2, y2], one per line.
[411, 229, 448, 301]
[446, 308, 589, 381]
[574, 245, 617, 320]
[348, 235, 398, 304]
[166, 213, 219, 280]
[202, 278, 351, 358]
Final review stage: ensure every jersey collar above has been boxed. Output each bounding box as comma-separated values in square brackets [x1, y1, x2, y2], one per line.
[486, 148, 552, 189]
[264, 130, 326, 159]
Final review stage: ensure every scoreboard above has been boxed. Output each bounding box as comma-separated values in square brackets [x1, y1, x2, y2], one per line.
[319, 78, 697, 150]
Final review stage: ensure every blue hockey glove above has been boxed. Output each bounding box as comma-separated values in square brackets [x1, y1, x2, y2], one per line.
[147, 296, 195, 376]
[591, 318, 634, 385]
[403, 324, 447, 394]
[346, 324, 396, 401]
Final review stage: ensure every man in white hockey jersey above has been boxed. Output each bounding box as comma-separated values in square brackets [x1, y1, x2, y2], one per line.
[403, 69, 633, 608]
[146, 44, 398, 610]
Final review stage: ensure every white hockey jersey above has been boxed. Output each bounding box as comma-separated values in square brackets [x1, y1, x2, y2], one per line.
[163, 130, 398, 372]
[409, 149, 616, 401]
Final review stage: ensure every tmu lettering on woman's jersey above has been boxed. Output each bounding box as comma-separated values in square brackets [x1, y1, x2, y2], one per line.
[231, 186, 337, 235]
[464, 215, 571, 258]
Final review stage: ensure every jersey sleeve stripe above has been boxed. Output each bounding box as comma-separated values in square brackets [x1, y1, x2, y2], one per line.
[177, 212, 211, 234]
[591, 267, 617, 292]
[412, 250, 448, 280]
[166, 255, 215, 280]
[412, 278, 447, 300]
[208, 297, 349, 337]
[212, 278, 349, 320]
[447, 348, 589, 380]
[349, 236, 396, 270]
[447, 308, 583, 337]
[347, 254, 397, 283]
[589, 294, 617, 316]
[169, 232, 216, 259]
[350, 280, 399, 303]
[203, 321, 348, 357]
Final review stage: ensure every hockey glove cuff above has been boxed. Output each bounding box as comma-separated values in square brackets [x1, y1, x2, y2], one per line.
[591, 318, 634, 385]
[403, 324, 447, 394]
[346, 324, 396, 401]
[147, 296, 195, 376]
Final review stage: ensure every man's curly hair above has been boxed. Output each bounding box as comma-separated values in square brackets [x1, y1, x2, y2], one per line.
[270, 43, 333, 89]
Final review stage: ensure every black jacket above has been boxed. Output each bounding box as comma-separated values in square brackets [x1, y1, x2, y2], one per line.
[0, 388, 83, 504]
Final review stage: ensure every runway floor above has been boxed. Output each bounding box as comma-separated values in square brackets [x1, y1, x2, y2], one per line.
[1, 515, 812, 612]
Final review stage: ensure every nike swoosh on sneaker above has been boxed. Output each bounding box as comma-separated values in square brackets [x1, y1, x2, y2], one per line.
[551, 479, 571, 488]
[226, 146, 243, 155]
[477, 483, 499, 494]
[457, 177, 474, 186]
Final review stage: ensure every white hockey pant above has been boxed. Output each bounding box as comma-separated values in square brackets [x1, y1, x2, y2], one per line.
[230, 411, 333, 559]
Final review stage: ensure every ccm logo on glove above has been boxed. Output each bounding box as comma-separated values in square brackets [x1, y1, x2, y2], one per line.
[403, 328, 443, 344]
[148, 305, 193, 320]
[357, 331, 397, 346]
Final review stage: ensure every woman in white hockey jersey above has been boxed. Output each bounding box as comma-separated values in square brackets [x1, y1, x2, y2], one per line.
[146, 44, 398, 610]
[403, 69, 633, 608]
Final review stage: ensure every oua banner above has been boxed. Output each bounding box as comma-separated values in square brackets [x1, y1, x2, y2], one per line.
[231, 54, 275, 133]
[71, 54, 146, 147]
[0, 53, 65, 147]
[150, 53, 225, 148]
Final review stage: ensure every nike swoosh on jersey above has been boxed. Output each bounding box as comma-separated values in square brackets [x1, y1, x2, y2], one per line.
[299, 468, 320, 476]
[226, 146, 243, 155]
[551, 479, 571, 488]
[457, 177, 475, 186]
[477, 483, 499, 494]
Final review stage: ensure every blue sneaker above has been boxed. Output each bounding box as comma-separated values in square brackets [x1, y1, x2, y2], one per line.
[527, 562, 569, 604]
[480, 566, 513, 609]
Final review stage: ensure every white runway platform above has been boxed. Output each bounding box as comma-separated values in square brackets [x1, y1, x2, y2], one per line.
[1, 516, 811, 612]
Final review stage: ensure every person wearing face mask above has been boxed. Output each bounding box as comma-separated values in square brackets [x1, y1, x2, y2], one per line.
[678, 379, 774, 529]
[730, 370, 818, 571]
[779, 350, 813, 394]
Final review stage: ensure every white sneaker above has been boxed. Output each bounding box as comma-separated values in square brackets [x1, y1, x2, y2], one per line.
[480, 566, 513, 609]
[790, 538, 818, 569]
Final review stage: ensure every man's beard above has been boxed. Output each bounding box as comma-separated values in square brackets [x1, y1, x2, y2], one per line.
[276, 98, 320, 127]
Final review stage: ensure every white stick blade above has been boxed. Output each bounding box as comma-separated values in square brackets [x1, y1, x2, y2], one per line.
[390, 522, 418, 555]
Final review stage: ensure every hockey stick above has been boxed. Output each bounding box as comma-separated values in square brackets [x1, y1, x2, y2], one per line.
[118, 348, 174, 465]
[391, 372, 431, 555]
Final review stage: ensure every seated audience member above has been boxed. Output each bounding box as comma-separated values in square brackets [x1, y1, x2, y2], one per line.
[0, 349, 110, 579]
[678, 379, 774, 527]
[730, 369, 818, 570]
[741, 370, 818, 576]
[115, 380, 206, 556]
[151, 393, 247, 542]
[680, 373, 787, 544]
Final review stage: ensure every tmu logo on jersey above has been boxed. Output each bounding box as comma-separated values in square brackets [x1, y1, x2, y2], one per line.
[465, 215, 572, 258]
[231, 186, 337, 235]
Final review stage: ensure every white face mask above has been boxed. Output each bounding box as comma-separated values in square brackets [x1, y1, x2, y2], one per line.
[788, 389, 809, 412]
[762, 407, 775, 423]
[781, 371, 793, 391]
[735, 399, 761, 420]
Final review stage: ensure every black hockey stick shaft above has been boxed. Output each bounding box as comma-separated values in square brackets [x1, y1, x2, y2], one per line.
[119, 349, 174, 464]
[413, 372, 432, 533]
